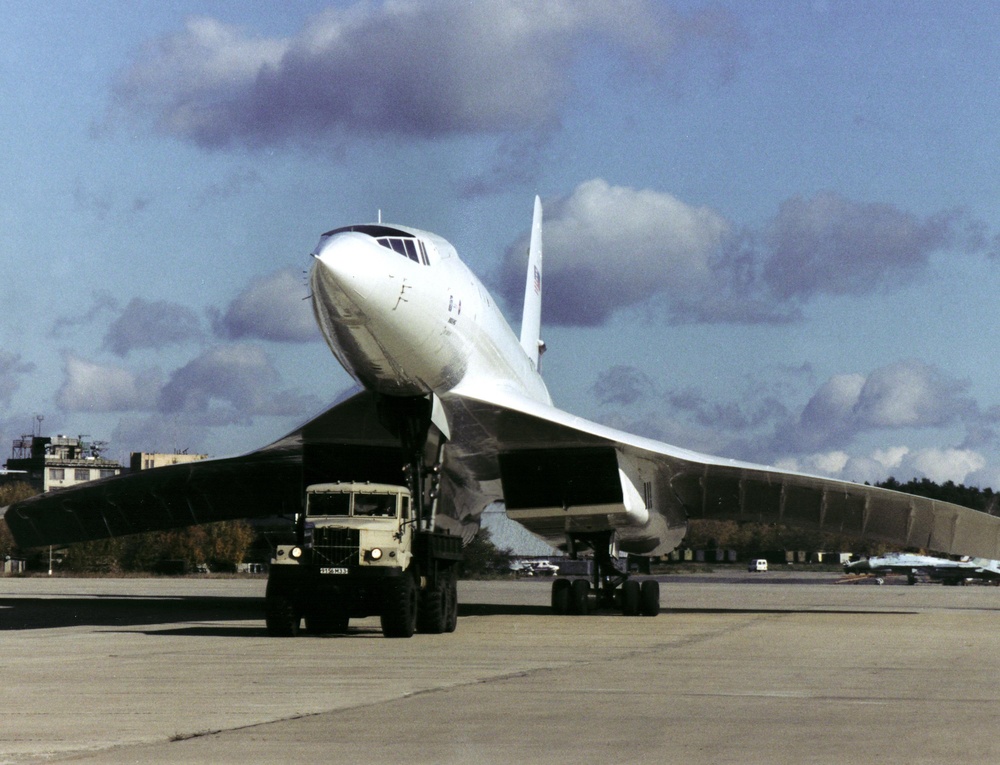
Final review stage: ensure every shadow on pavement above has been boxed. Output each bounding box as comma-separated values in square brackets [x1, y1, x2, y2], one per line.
[0, 595, 262, 631]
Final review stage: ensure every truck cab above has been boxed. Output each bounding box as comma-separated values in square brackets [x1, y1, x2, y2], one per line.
[266, 482, 461, 638]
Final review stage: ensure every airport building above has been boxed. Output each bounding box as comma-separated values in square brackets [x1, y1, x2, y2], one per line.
[130, 452, 209, 471]
[4, 433, 123, 493]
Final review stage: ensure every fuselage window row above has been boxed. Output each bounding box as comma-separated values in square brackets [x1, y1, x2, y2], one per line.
[376, 236, 430, 265]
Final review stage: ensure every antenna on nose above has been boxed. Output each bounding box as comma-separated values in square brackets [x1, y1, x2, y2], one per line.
[378, 209, 382, 224]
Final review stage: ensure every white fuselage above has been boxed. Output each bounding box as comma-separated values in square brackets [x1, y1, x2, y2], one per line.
[310, 225, 551, 406]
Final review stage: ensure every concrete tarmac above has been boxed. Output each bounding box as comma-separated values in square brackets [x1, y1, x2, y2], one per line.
[2, 573, 1000, 764]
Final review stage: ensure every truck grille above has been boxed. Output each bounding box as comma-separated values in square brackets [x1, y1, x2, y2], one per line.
[311, 527, 360, 568]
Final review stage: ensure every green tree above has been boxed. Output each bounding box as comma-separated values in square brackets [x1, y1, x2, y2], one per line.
[61, 519, 256, 574]
[459, 527, 511, 578]
[0, 482, 40, 559]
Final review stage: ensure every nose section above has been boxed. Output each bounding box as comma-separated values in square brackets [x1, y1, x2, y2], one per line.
[311, 231, 382, 304]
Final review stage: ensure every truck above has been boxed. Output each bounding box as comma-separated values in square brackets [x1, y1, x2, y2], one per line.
[264, 481, 463, 638]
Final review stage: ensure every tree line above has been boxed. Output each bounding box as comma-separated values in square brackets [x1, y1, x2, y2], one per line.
[0, 482, 255, 574]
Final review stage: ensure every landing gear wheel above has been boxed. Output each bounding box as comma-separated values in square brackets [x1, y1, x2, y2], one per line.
[551, 578, 571, 615]
[265, 594, 301, 637]
[569, 579, 590, 615]
[444, 572, 458, 633]
[639, 580, 660, 617]
[417, 578, 448, 634]
[621, 579, 641, 616]
[381, 574, 418, 638]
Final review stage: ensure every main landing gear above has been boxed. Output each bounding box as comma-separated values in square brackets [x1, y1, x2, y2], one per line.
[550, 531, 659, 617]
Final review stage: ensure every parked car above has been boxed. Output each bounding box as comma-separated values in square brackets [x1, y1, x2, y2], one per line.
[530, 560, 560, 576]
[748, 558, 768, 572]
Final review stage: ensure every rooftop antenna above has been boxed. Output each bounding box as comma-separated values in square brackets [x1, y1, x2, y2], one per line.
[34, 414, 44, 437]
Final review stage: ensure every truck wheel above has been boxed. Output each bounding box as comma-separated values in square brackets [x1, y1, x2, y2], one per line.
[444, 572, 458, 633]
[265, 594, 301, 637]
[417, 579, 447, 634]
[381, 573, 418, 638]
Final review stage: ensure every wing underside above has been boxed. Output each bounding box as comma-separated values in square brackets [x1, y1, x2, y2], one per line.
[447, 388, 1000, 559]
[3, 389, 402, 548]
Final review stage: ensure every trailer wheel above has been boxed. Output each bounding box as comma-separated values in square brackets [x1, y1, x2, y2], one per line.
[381, 573, 418, 638]
[265, 593, 301, 637]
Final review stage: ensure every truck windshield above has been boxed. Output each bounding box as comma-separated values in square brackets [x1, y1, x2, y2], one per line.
[353, 493, 397, 517]
[308, 493, 350, 516]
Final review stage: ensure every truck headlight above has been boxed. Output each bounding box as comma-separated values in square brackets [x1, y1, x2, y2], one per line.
[369, 548, 383, 561]
[290, 546, 303, 559]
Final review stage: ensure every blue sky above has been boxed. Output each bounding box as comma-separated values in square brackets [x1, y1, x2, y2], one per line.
[4, 1, 1000, 491]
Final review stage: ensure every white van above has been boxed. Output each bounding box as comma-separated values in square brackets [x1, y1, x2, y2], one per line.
[748, 558, 768, 572]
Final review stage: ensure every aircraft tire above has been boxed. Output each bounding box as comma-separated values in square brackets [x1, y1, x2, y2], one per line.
[551, 578, 571, 615]
[381, 573, 418, 638]
[639, 580, 660, 617]
[621, 579, 641, 616]
[265, 593, 301, 637]
[417, 578, 447, 634]
[569, 579, 590, 615]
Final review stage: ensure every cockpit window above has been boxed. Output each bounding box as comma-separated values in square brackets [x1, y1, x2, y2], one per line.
[320, 224, 430, 266]
[375, 236, 428, 265]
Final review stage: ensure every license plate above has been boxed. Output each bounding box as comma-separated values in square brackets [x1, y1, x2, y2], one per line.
[319, 567, 349, 575]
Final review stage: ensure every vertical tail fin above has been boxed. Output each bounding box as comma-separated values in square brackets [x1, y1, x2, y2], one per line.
[520, 196, 544, 370]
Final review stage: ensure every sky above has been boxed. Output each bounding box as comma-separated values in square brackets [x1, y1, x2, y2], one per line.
[4, 1, 1000, 494]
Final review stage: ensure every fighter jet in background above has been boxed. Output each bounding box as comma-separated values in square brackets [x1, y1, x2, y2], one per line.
[845, 552, 1000, 585]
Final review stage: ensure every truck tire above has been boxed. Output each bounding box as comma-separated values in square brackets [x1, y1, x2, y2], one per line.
[444, 572, 458, 633]
[417, 578, 447, 634]
[381, 573, 418, 638]
[265, 593, 301, 637]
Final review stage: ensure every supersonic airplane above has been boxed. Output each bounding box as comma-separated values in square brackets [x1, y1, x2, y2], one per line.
[6, 197, 1000, 611]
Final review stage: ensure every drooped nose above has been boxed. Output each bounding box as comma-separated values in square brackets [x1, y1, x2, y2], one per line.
[311, 231, 384, 305]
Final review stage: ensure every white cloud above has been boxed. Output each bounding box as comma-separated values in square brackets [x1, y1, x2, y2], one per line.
[763, 192, 954, 300]
[779, 446, 986, 487]
[112, 1, 743, 148]
[776, 360, 977, 455]
[908, 448, 986, 485]
[499, 179, 733, 325]
[103, 297, 202, 356]
[156, 344, 322, 424]
[56, 355, 159, 413]
[0, 352, 35, 409]
[211, 268, 317, 343]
